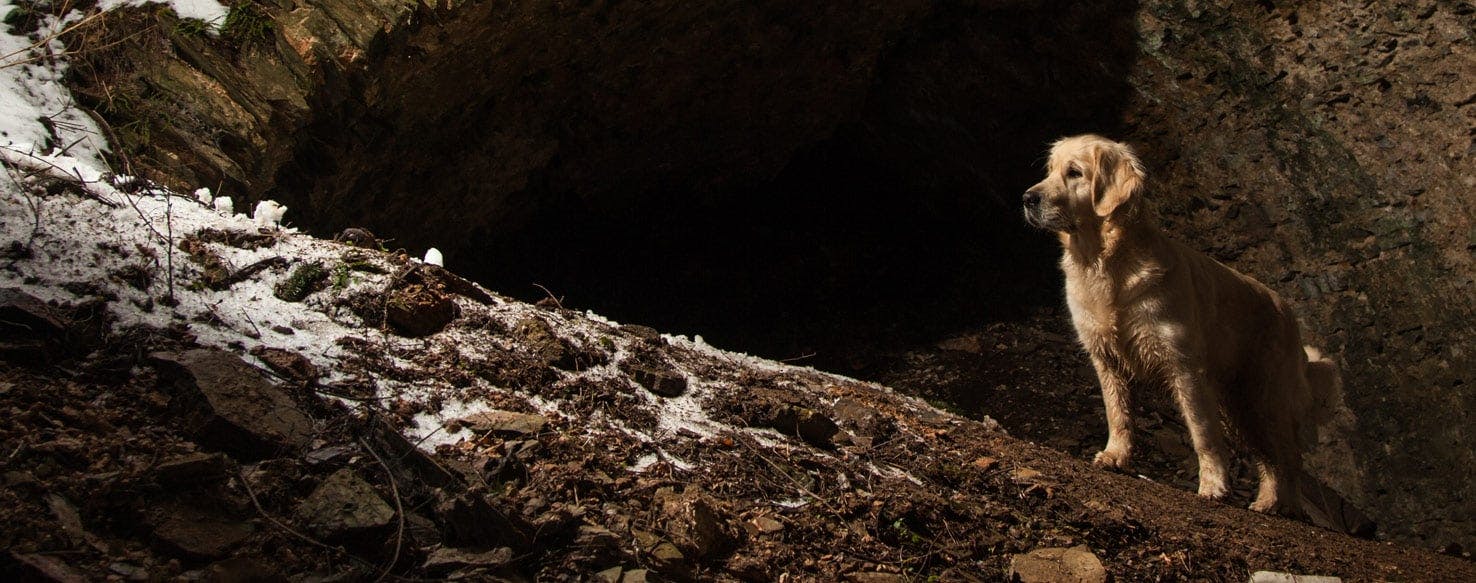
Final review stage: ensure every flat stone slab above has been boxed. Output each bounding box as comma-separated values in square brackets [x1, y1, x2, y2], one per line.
[626, 363, 688, 397]
[150, 349, 313, 459]
[460, 410, 548, 436]
[423, 546, 513, 572]
[1009, 545, 1107, 583]
[1249, 572, 1343, 583]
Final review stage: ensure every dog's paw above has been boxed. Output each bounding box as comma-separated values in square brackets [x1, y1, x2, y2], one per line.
[1091, 448, 1131, 471]
[1249, 496, 1305, 517]
[1196, 479, 1230, 501]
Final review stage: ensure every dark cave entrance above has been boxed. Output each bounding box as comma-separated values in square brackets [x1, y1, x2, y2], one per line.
[470, 127, 1067, 370]
[272, 1, 1141, 372]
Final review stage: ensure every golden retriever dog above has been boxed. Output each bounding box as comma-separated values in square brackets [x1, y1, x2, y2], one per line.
[1021, 134, 1340, 514]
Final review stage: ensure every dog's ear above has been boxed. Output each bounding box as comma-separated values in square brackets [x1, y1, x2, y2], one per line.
[1090, 143, 1145, 217]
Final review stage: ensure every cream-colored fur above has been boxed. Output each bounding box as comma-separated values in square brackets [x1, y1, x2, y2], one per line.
[1021, 134, 1341, 514]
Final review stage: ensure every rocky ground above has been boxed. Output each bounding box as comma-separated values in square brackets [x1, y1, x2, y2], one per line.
[2, 182, 1474, 581]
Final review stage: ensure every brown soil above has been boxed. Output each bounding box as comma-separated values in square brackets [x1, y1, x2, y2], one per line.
[867, 307, 1263, 508]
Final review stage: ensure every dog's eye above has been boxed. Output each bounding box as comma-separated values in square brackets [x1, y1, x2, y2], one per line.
[1066, 167, 1083, 179]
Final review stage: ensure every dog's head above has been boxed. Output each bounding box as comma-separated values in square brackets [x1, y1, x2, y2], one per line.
[1022, 134, 1145, 233]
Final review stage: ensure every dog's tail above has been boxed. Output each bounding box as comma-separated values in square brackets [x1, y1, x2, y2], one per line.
[1302, 345, 1341, 428]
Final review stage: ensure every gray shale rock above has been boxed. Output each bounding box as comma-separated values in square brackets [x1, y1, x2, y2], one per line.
[384, 283, 456, 337]
[248, 346, 321, 384]
[152, 452, 230, 486]
[514, 317, 575, 369]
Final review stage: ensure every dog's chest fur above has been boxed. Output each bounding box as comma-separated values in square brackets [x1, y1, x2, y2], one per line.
[1061, 249, 1179, 378]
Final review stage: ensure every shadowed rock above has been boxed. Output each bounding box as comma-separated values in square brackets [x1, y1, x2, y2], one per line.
[149, 349, 313, 459]
[294, 468, 395, 541]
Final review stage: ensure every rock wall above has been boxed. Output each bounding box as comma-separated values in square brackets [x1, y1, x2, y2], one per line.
[1119, 0, 1475, 551]
[62, 0, 1475, 552]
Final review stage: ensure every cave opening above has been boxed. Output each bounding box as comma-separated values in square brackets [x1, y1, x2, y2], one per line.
[270, 1, 1141, 372]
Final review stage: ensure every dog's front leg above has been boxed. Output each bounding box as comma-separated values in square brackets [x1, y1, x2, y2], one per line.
[1169, 369, 1232, 500]
[1089, 353, 1134, 470]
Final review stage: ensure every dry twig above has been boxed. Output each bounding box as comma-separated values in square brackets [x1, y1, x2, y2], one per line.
[358, 437, 407, 583]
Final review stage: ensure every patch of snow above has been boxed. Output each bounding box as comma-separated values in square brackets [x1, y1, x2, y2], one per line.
[580, 309, 623, 328]
[96, 0, 231, 31]
[651, 376, 721, 438]
[524, 395, 565, 417]
[867, 462, 925, 486]
[629, 450, 693, 472]
[404, 398, 485, 449]
[664, 331, 844, 381]
[629, 453, 660, 472]
[743, 427, 792, 449]
[252, 200, 287, 228]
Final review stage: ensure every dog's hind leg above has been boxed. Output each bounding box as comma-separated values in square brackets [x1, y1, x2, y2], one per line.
[1251, 453, 1302, 515]
[1249, 388, 1305, 515]
[1171, 370, 1233, 500]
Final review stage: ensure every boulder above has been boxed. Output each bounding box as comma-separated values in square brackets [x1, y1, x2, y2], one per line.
[149, 349, 313, 459]
[363, 416, 460, 489]
[384, 283, 456, 337]
[294, 468, 395, 541]
[434, 490, 530, 549]
[248, 346, 321, 384]
[9, 551, 88, 583]
[152, 452, 230, 486]
[514, 317, 575, 369]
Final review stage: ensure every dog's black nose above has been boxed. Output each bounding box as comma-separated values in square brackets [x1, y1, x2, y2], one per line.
[1022, 190, 1042, 207]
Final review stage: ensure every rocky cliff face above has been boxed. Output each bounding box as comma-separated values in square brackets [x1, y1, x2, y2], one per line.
[61, 0, 1475, 553]
[1122, 1, 1476, 551]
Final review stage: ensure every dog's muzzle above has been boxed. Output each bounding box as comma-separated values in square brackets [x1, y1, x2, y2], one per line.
[1022, 188, 1072, 232]
[1022, 188, 1047, 229]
